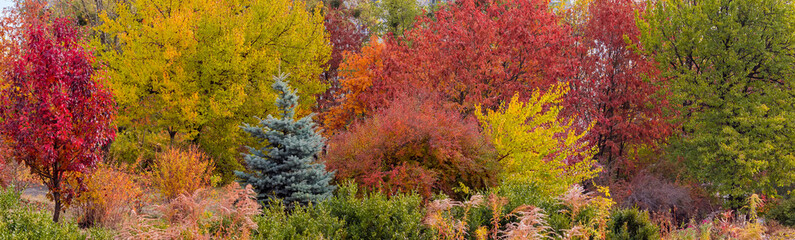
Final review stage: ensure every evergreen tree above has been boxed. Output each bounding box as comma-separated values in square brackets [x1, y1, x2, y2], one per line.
[236, 74, 335, 206]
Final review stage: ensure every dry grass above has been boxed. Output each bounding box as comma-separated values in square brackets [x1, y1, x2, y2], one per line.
[120, 184, 261, 240]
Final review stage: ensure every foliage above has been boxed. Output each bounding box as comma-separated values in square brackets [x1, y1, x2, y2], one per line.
[255, 182, 431, 239]
[425, 184, 615, 239]
[607, 208, 660, 240]
[327, 0, 578, 131]
[476, 84, 598, 197]
[0, 186, 114, 240]
[237, 74, 335, 206]
[663, 209, 772, 240]
[383, 0, 577, 115]
[121, 184, 262, 239]
[322, 37, 385, 135]
[768, 195, 795, 227]
[568, 0, 673, 179]
[0, 3, 116, 222]
[149, 146, 216, 200]
[356, 0, 421, 37]
[254, 199, 346, 239]
[616, 173, 715, 224]
[75, 163, 144, 229]
[639, 0, 795, 204]
[325, 182, 432, 240]
[325, 92, 499, 198]
[316, 3, 367, 116]
[94, 0, 331, 183]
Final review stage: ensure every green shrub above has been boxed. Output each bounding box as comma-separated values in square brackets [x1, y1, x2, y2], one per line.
[0, 186, 114, 240]
[767, 195, 795, 227]
[254, 199, 345, 239]
[607, 208, 660, 240]
[254, 183, 433, 240]
[325, 183, 433, 240]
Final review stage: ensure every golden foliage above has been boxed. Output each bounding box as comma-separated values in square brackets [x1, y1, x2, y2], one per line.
[475, 83, 599, 196]
[148, 146, 215, 200]
[75, 163, 144, 229]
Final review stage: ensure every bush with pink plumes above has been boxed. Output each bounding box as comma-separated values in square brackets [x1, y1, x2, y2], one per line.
[120, 184, 261, 239]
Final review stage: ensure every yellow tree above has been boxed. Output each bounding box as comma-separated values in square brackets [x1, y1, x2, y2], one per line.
[93, 0, 330, 182]
[475, 84, 599, 196]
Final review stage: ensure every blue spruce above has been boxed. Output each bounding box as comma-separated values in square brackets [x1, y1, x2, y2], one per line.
[236, 73, 335, 206]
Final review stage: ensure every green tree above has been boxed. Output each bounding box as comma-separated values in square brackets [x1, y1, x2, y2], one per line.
[93, 0, 331, 182]
[357, 0, 421, 37]
[237, 74, 335, 206]
[639, 0, 795, 206]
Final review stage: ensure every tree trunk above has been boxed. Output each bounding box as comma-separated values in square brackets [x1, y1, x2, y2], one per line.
[53, 193, 61, 222]
[52, 163, 61, 223]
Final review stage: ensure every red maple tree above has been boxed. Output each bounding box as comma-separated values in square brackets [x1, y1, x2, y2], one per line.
[567, 0, 673, 178]
[0, 5, 115, 222]
[323, 0, 579, 134]
[382, 0, 577, 114]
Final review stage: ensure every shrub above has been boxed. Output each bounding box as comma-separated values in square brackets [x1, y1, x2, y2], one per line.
[254, 200, 345, 239]
[607, 208, 660, 240]
[617, 173, 713, 224]
[0, 186, 114, 239]
[425, 184, 615, 239]
[254, 182, 432, 239]
[75, 163, 144, 229]
[475, 85, 599, 198]
[121, 184, 261, 239]
[325, 92, 499, 199]
[149, 146, 215, 200]
[325, 182, 433, 240]
[767, 195, 795, 227]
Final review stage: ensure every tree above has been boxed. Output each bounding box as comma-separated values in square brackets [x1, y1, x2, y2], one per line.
[325, 91, 499, 198]
[567, 0, 673, 179]
[94, 0, 331, 182]
[236, 74, 335, 206]
[639, 0, 795, 205]
[475, 84, 598, 197]
[0, 9, 115, 222]
[326, 0, 578, 127]
[321, 37, 385, 135]
[316, 3, 367, 118]
[356, 0, 422, 37]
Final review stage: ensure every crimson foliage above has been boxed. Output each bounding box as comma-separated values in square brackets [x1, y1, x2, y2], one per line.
[381, 0, 576, 115]
[0, 9, 115, 222]
[324, 93, 498, 199]
[567, 0, 673, 178]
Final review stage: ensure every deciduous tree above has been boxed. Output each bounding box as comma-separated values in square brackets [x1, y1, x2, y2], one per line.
[322, 37, 385, 135]
[567, 0, 673, 179]
[316, 3, 367, 118]
[94, 0, 331, 182]
[330, 0, 577, 122]
[0, 7, 115, 222]
[639, 0, 795, 205]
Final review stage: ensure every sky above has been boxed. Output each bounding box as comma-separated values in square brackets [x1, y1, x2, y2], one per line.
[0, 0, 12, 15]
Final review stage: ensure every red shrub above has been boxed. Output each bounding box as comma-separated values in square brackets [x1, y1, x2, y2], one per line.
[324, 92, 499, 198]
